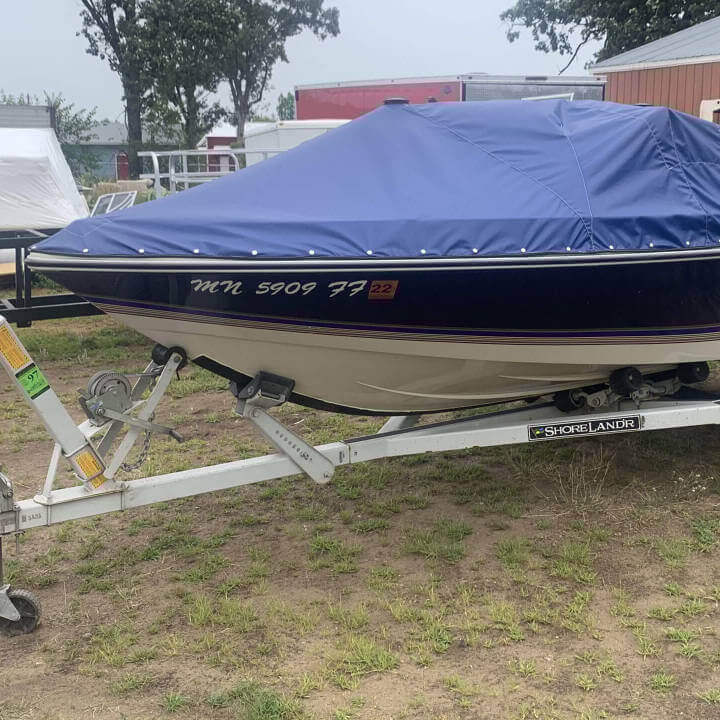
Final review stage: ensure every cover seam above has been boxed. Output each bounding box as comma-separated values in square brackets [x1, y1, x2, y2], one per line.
[666, 117, 712, 244]
[400, 105, 593, 247]
[557, 111, 594, 250]
[595, 105, 673, 170]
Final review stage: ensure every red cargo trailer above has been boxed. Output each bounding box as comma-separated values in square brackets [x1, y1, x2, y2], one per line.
[296, 75, 463, 119]
[295, 74, 605, 120]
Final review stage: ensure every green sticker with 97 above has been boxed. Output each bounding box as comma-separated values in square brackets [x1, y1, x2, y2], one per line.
[16, 364, 50, 399]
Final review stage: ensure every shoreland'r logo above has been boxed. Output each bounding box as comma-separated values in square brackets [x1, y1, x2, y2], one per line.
[528, 415, 641, 441]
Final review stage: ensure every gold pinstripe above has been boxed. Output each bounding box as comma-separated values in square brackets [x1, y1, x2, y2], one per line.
[94, 303, 720, 346]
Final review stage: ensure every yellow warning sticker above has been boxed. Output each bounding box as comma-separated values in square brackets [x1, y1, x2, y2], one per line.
[89, 473, 108, 489]
[0, 325, 30, 371]
[73, 448, 104, 480]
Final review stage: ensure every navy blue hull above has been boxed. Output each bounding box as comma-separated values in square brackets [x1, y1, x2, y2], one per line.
[34, 253, 720, 341]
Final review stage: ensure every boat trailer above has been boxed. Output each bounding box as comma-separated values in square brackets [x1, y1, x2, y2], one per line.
[2, 313, 720, 634]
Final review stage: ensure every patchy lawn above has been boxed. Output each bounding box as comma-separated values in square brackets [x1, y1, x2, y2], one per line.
[1, 316, 719, 720]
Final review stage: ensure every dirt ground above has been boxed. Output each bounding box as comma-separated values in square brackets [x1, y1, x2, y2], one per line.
[0, 316, 719, 720]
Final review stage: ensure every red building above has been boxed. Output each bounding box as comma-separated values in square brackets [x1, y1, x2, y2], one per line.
[591, 15, 720, 121]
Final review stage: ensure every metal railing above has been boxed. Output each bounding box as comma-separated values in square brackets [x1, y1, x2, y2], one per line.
[138, 147, 283, 197]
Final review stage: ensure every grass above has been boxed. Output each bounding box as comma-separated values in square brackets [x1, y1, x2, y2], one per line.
[632, 624, 660, 658]
[88, 623, 139, 667]
[550, 541, 597, 584]
[665, 627, 699, 643]
[699, 688, 720, 704]
[162, 692, 190, 712]
[653, 538, 689, 568]
[109, 672, 154, 694]
[186, 594, 258, 631]
[352, 517, 389, 533]
[678, 597, 707, 617]
[166, 365, 228, 398]
[328, 603, 369, 630]
[179, 552, 230, 582]
[551, 448, 612, 509]
[328, 635, 398, 689]
[403, 518, 472, 565]
[597, 658, 624, 683]
[508, 658, 537, 678]
[225, 681, 308, 719]
[16, 319, 148, 364]
[488, 598, 525, 642]
[678, 641, 702, 659]
[665, 628, 705, 662]
[647, 606, 676, 621]
[690, 516, 720, 552]
[309, 535, 362, 574]
[649, 671, 677, 693]
[496, 537, 531, 570]
[366, 565, 398, 591]
[575, 672, 597, 691]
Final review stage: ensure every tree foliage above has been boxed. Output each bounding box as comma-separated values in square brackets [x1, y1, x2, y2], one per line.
[218, 0, 339, 145]
[0, 90, 99, 178]
[142, 0, 228, 148]
[78, 0, 339, 169]
[277, 91, 295, 120]
[500, 1, 720, 70]
[79, 1, 149, 176]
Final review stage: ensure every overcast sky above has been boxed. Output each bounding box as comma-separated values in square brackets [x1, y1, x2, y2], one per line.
[0, 0, 600, 122]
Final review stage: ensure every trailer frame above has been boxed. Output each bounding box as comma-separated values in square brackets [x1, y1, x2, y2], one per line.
[2, 313, 720, 633]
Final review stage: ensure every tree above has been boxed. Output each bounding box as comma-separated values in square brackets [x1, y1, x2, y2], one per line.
[0, 90, 99, 178]
[142, 0, 228, 148]
[277, 91, 295, 120]
[218, 0, 339, 149]
[79, 1, 149, 177]
[500, 1, 720, 71]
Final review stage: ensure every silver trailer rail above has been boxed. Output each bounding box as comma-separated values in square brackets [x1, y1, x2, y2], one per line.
[139, 147, 283, 197]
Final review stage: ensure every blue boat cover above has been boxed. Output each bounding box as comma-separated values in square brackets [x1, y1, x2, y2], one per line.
[37, 100, 720, 259]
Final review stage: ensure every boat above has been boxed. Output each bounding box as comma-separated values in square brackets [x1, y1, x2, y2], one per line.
[26, 99, 720, 415]
[0, 123, 98, 325]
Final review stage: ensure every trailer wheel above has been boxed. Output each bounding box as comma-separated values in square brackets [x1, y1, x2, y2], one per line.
[0, 589, 42, 636]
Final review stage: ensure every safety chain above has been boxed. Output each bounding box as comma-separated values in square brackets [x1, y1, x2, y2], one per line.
[120, 413, 154, 473]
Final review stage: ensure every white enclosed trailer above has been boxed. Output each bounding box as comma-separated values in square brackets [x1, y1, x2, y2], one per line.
[244, 119, 349, 165]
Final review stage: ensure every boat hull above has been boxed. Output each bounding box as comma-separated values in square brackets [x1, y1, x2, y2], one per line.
[27, 250, 720, 413]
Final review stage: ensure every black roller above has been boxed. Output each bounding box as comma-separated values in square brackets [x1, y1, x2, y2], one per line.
[554, 389, 585, 413]
[678, 362, 710, 385]
[609, 366, 643, 396]
[151, 344, 188, 369]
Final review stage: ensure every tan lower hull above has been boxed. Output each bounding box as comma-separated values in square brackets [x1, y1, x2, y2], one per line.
[100, 308, 720, 413]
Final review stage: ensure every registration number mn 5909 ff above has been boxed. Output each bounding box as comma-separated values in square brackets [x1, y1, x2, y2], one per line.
[190, 278, 398, 300]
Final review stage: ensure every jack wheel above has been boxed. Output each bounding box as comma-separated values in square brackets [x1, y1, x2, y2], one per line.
[554, 389, 585, 413]
[0, 588, 42, 636]
[677, 362, 709, 385]
[609, 366, 643, 396]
